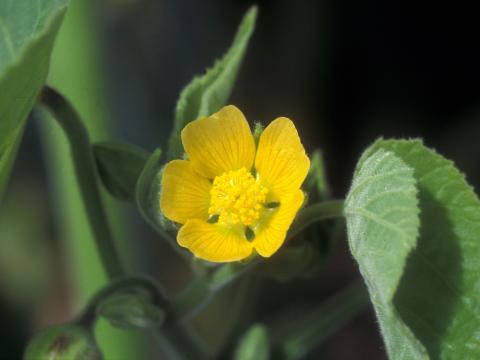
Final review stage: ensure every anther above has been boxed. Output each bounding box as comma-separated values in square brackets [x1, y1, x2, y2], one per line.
[207, 214, 219, 223]
[264, 202, 280, 209]
[245, 226, 255, 241]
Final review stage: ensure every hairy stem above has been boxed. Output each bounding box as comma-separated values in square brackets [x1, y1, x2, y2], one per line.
[289, 199, 344, 238]
[38, 86, 125, 279]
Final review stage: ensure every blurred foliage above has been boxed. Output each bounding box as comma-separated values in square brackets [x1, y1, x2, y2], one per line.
[234, 324, 269, 360]
[24, 324, 101, 360]
[0, 183, 53, 307]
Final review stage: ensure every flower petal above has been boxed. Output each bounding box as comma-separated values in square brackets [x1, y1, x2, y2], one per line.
[160, 160, 211, 224]
[178, 220, 253, 262]
[255, 117, 310, 199]
[253, 190, 304, 257]
[181, 105, 256, 178]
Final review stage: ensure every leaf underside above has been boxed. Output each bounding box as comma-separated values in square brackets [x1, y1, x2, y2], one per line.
[345, 147, 426, 359]
[347, 138, 480, 359]
[94, 140, 149, 201]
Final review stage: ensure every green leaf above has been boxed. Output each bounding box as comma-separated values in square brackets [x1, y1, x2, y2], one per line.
[0, 184, 53, 306]
[167, 6, 257, 160]
[0, 0, 69, 201]
[97, 291, 165, 329]
[94, 140, 149, 201]
[344, 147, 426, 358]
[352, 139, 480, 359]
[234, 324, 269, 360]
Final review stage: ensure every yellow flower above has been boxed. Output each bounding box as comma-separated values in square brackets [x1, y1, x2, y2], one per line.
[160, 105, 310, 262]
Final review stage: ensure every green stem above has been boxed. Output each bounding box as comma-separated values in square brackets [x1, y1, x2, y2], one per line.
[272, 281, 369, 360]
[289, 199, 344, 238]
[168, 199, 345, 325]
[38, 86, 125, 279]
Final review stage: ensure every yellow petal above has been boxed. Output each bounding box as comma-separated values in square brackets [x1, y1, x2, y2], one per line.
[255, 117, 310, 199]
[178, 220, 253, 262]
[160, 160, 211, 224]
[253, 190, 304, 257]
[181, 105, 256, 178]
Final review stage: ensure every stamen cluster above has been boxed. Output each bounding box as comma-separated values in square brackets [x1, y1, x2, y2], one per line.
[208, 167, 268, 226]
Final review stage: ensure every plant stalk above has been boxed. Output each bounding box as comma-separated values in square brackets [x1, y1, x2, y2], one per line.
[38, 86, 125, 279]
[289, 199, 344, 238]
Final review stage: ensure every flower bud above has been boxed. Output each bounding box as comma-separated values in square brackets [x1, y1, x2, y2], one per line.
[24, 324, 102, 360]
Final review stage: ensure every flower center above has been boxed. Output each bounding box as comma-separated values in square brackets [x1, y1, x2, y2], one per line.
[208, 167, 268, 226]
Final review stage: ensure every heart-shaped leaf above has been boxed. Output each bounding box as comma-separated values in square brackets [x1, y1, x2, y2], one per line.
[347, 138, 480, 359]
[0, 0, 69, 201]
[345, 146, 426, 358]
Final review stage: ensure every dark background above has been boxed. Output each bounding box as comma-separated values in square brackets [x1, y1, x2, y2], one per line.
[2, 0, 480, 358]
